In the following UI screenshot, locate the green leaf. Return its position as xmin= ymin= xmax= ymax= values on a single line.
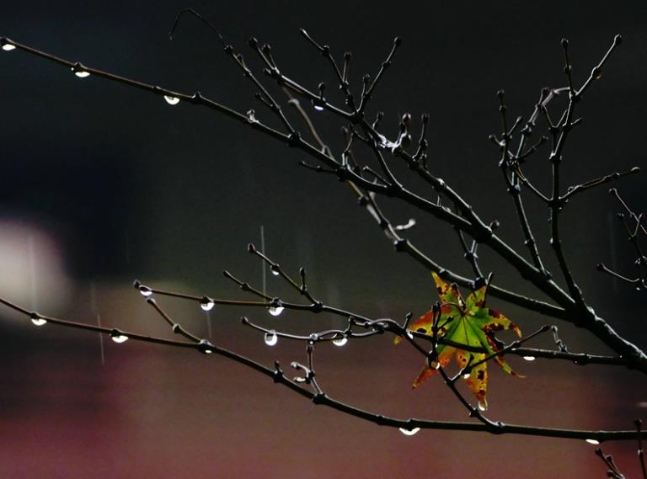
xmin=403 ymin=272 xmax=523 ymax=410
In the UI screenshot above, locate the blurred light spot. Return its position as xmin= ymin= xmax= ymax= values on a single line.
xmin=0 ymin=220 xmax=72 ymax=317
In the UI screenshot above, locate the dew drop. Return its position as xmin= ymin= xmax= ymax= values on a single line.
xmin=313 ymin=104 xmax=325 ymax=112
xmin=523 ymin=356 xmax=536 ymax=361
xmin=399 ymin=427 xmax=420 ymax=436
xmin=293 ymin=376 xmax=307 ymax=383
xmin=2 ymin=43 xmax=16 ymax=52
xmin=585 ymin=438 xmax=600 ymax=445
xmin=138 ymin=285 xmax=153 ymax=297
xmin=111 ymin=334 xmax=129 ymax=344
xmin=198 ymin=339 xmax=214 ymax=354
xmin=269 ymin=305 xmax=284 ymax=317
xmin=462 ymin=373 xmax=471 ymax=379
xmin=430 ymin=360 xmax=441 ymax=370
xmin=264 ymin=330 xmax=278 ymax=346
xmin=164 ymin=95 xmax=180 ymax=105
xmin=200 ymin=297 xmax=215 ymax=312
xmin=332 ymin=335 xmax=348 ymax=347
xmin=477 ymin=401 xmax=487 ymax=411
xmin=31 ymin=317 xmax=47 ymax=327
xmin=73 ymin=69 xmax=90 ymax=78
xmin=271 ymin=269 xmax=280 ymax=276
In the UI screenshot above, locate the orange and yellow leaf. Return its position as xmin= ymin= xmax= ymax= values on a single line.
xmin=399 ymin=272 xmax=523 ymax=409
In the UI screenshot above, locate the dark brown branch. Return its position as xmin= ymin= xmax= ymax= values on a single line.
xmin=0 ymin=290 xmax=643 ymax=442
xmin=595 ymin=448 xmax=627 ymax=479
xmin=5 ymin=35 xmax=647 ymax=373
xmin=561 ymin=167 xmax=640 ymax=202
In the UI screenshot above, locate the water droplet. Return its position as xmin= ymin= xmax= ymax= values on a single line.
xmin=110 ymin=329 xmax=129 ymax=343
xmin=395 ymin=218 xmax=416 ymax=231
xmin=111 ymin=334 xmax=129 ymax=344
xmin=523 ymin=356 xmax=536 ymax=361
xmin=585 ymin=438 xmax=600 ymax=445
xmin=313 ymin=104 xmax=324 ymax=112
xmin=430 ymin=360 xmax=441 ymax=370
xmin=437 ymin=178 xmax=445 ymax=187
xmin=138 ymin=285 xmax=153 ymax=297
xmin=264 ymin=330 xmax=278 ymax=346
xmin=268 ymin=305 xmax=284 ymax=317
xmin=198 ymin=339 xmax=214 ymax=354
xmin=73 ymin=69 xmax=90 ymax=78
xmin=462 ymin=373 xmax=471 ymax=379
xmin=200 ymin=297 xmax=215 ymax=312
xmin=271 ymin=268 xmax=280 ymax=276
xmin=406 ymin=331 xmax=414 ymax=340
xmin=293 ymin=376 xmax=307 ymax=383
xmin=477 ymin=401 xmax=487 ymax=411
xmin=332 ymin=335 xmax=348 ymax=347
xmin=31 ymin=317 xmax=47 ymax=327
xmin=164 ymin=95 xmax=180 ymax=105
xmin=2 ymin=43 xmax=16 ymax=52
xmin=399 ymin=427 xmax=420 ymax=436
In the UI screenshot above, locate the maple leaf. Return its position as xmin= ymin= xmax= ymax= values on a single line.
xmin=399 ymin=272 xmax=522 ymax=410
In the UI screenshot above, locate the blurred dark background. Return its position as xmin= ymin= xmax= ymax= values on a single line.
xmin=1 ymin=1 xmax=646 ymax=477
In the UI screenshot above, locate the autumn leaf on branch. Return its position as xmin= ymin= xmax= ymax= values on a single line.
xmin=399 ymin=272 xmax=523 ymax=410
